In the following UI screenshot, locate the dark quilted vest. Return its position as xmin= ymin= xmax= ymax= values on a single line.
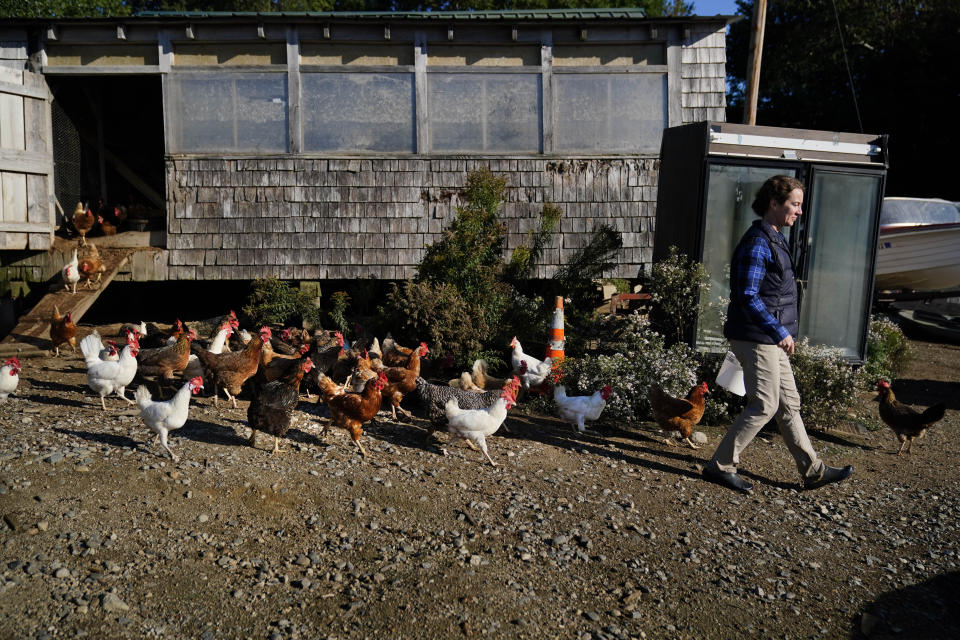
xmin=724 ymin=219 xmax=799 ymax=344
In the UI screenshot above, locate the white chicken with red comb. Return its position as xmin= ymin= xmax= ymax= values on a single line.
xmin=135 ymin=376 xmax=204 ymax=461
xmin=0 ymin=357 xmax=20 ymax=402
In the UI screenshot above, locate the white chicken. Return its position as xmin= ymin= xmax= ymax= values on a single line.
xmin=443 ymin=377 xmax=521 ymax=466
xmin=61 ymin=248 xmax=80 ymax=295
xmin=135 ymin=377 xmax=204 ymax=461
xmin=554 ymin=384 xmax=613 ymax=433
xmin=0 ymin=357 xmax=20 ymax=402
xmin=183 ymin=322 xmax=234 ymax=382
xmin=509 ymin=336 xmax=546 ymax=374
xmin=80 ymin=331 xmax=139 ymax=410
xmin=518 ymin=357 xmax=553 ymax=391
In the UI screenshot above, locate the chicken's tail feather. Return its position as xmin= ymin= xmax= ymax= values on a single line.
xmin=922 ymin=402 xmax=947 ymax=425
xmin=134 ymin=385 xmax=153 ymax=410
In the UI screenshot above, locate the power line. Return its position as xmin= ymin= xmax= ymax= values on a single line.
xmin=830 ymin=0 xmax=863 ymax=132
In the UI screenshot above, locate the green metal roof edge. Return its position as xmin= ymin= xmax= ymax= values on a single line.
xmin=133 ymin=9 xmax=649 ymax=20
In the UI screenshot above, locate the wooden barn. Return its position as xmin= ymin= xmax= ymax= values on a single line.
xmin=0 ymin=9 xmax=734 ymax=291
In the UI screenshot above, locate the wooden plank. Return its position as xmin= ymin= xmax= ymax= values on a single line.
xmin=0 ymin=92 xmax=25 ymax=151
xmin=1 ymin=172 xmax=26 ymax=223
xmin=0 ymin=149 xmax=51 ymax=174
xmin=0 ymin=247 xmax=137 ymax=351
xmin=0 ymin=79 xmax=47 ymax=101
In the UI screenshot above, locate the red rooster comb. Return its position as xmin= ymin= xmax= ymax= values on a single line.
xmin=334 ymin=331 xmax=344 ymax=346
xmin=302 ymin=357 xmax=314 ymax=372
xmin=419 ymin=342 xmax=429 ymax=356
xmin=189 ymin=376 xmax=204 ymax=393
xmin=877 ymin=379 xmax=891 ymax=390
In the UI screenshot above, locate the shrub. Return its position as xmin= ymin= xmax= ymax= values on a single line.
xmin=243 ymin=278 xmax=320 ymax=328
xmin=328 ymin=291 xmax=350 ymax=335
xmin=552 ymin=224 xmax=624 ymax=329
xmin=382 ymin=280 xmax=495 ymax=369
xmin=861 ymin=315 xmax=912 ymax=387
xmin=558 ymin=312 xmax=698 ymax=425
xmin=790 ymin=338 xmax=860 ymax=430
xmin=647 ymin=245 xmax=710 ymax=345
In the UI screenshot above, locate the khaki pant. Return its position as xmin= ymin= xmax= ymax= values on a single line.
xmin=709 ymin=340 xmax=824 ymax=480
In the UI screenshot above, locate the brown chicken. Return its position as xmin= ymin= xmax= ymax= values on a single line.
xmin=259 ymin=343 xmax=311 ymax=383
xmin=72 ymin=202 xmax=96 ymax=246
xmin=98 ymin=215 xmax=117 ymax=236
xmin=876 ymin=379 xmax=947 ymax=455
xmin=648 ymin=382 xmax=709 ymax=449
xmin=79 ymin=243 xmax=106 ymax=289
xmin=136 ymin=329 xmax=195 ymax=380
xmin=378 ymin=342 xmax=428 ymax=420
xmin=318 ymin=370 xmax=387 ymax=457
xmin=49 ymin=306 xmax=77 ymax=356
xmin=381 ymin=335 xmax=415 ymax=368
xmin=247 ymin=357 xmax=313 ymax=454
xmin=196 ymin=326 xmax=271 ymax=407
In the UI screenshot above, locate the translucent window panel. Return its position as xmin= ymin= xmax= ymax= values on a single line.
xmin=168 ymin=73 xmax=288 ymax=153
xmin=554 ymin=73 xmax=665 ymax=153
xmin=428 ymin=73 xmax=540 ymax=152
xmin=799 ymin=171 xmax=881 ymax=359
xmin=696 ymin=165 xmax=795 ymax=351
xmin=302 ymin=73 xmax=415 ymax=152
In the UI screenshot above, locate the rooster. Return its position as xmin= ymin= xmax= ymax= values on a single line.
xmin=0 ymin=357 xmax=20 ymax=402
xmin=876 ymin=379 xmax=947 ymax=455
xmin=135 ymin=377 xmax=204 ymax=461
xmin=72 ymin=202 xmax=95 ymax=245
xmin=443 ymin=377 xmax=521 ymax=466
xmin=80 ymin=331 xmax=140 ymax=410
xmin=61 ymin=248 xmax=80 ymax=295
xmin=554 ymin=384 xmax=613 ymax=433
xmin=196 ymin=326 xmax=271 ymax=407
xmin=247 ymin=357 xmax=313 ymax=454
xmin=49 ymin=306 xmax=77 ymax=357
xmin=648 ymin=382 xmax=709 ymax=449
xmin=78 ymin=244 xmax=105 ymax=289
xmin=317 ymin=370 xmax=388 ymax=457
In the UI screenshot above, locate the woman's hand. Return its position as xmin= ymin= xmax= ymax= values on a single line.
xmin=778 ymin=334 xmax=795 ymax=356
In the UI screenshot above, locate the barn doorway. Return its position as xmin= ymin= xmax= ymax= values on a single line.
xmin=47 ymin=75 xmax=165 ymax=246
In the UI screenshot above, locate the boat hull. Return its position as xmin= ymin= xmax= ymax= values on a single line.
xmin=875 ymin=225 xmax=960 ymax=291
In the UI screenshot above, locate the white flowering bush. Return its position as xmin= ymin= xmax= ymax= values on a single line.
xmin=790 ymin=338 xmax=860 ymax=429
xmin=861 ymin=315 xmax=912 ymax=388
xmin=558 ymin=312 xmax=698 ymax=424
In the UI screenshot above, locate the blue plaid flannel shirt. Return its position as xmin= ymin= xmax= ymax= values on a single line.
xmin=732 ymin=235 xmax=791 ymax=343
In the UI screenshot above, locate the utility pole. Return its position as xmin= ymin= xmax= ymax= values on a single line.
xmin=743 ymin=0 xmax=768 ymax=125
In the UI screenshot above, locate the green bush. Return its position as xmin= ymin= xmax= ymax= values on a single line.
xmin=382 ymin=280 xmax=495 ymax=369
xmin=328 ymin=291 xmax=350 ymax=335
xmin=861 ymin=315 xmax=912 ymax=387
xmin=558 ymin=312 xmax=698 ymax=425
xmin=243 ymin=278 xmax=320 ymax=328
xmin=790 ymin=338 xmax=860 ymax=430
xmin=647 ymin=245 xmax=710 ymax=344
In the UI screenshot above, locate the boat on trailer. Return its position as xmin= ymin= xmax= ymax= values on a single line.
xmin=875 ymin=197 xmax=960 ymax=292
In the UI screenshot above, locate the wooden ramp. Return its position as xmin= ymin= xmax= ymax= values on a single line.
xmin=0 ymin=248 xmax=139 ymax=357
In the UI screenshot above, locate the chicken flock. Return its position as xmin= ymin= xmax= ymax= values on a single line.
xmin=7 ymin=288 xmax=945 ymax=465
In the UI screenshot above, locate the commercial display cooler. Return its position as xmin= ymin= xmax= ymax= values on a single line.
xmin=654 ymin=122 xmax=888 ymax=362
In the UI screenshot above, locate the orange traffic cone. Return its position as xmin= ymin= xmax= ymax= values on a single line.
xmin=545 ymin=296 xmax=565 ymax=361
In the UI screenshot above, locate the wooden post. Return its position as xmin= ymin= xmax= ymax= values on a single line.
xmin=743 ymin=0 xmax=767 ymax=125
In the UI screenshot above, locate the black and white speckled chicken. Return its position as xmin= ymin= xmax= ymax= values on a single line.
xmin=414 ymin=376 xmax=521 ymax=441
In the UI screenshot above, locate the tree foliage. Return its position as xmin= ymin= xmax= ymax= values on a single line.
xmin=727 ymin=0 xmax=960 ymax=200
xmin=1 ymin=0 xmax=694 ymax=18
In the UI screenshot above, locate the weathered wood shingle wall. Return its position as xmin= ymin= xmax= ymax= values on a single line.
xmin=166 ymin=157 xmax=659 ymax=281
xmin=681 ymin=26 xmax=727 ymax=123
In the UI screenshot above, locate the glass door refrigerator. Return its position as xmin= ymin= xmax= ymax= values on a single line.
xmin=653 ymin=122 xmax=888 ymax=362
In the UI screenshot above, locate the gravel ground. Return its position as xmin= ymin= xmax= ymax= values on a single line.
xmin=0 ymin=330 xmax=958 ymax=640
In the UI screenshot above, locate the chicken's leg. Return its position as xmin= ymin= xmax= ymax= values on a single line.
xmin=683 ymin=437 xmax=700 ymax=450
xmin=159 ymin=430 xmax=179 ymax=462
xmin=271 ymin=436 xmax=282 ymax=455
xmin=476 ymin=437 xmax=497 ymax=467
xmin=100 ymin=394 xmax=108 ymax=411
xmin=116 ymin=388 xmax=136 ymax=405
xmin=223 ymin=388 xmax=237 ymax=409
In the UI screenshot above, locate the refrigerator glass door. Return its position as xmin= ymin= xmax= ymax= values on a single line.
xmin=697 ymin=164 xmax=794 ymax=351
xmin=799 ymin=169 xmax=882 ymax=359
